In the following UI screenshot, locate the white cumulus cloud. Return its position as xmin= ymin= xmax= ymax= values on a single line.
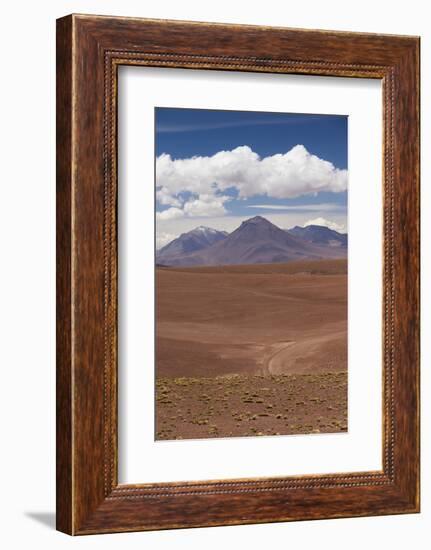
xmin=303 ymin=217 xmax=346 ymax=233
xmin=156 ymin=207 xmax=185 ymax=221
xmin=247 ymin=203 xmax=343 ymax=212
xmin=156 ymin=186 xmax=182 ymax=207
xmin=183 ymin=194 xmax=230 ymax=217
xmin=156 ymin=145 xmax=347 ymax=207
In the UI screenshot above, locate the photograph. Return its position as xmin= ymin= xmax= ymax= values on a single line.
xmin=155 ymin=107 xmax=348 ymax=440
xmin=0 ymin=2 xmax=422 ymax=543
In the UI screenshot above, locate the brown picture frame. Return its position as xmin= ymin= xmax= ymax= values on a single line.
xmin=56 ymin=14 xmax=420 ymax=535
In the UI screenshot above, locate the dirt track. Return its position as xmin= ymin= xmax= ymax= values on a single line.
xmin=264 ymin=341 xmax=295 ymax=374
xmin=155 ymin=259 xmax=347 ymax=440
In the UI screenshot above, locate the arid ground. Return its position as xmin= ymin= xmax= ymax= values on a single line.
xmin=156 ymin=259 xmax=347 ymax=440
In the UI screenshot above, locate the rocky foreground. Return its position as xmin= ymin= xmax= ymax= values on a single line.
xmin=156 ymin=371 xmax=347 ymax=440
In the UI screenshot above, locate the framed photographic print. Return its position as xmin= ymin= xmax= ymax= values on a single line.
xmin=56 ymin=14 xmax=420 ymax=535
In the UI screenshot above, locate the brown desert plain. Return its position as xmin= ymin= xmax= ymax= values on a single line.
xmin=156 ymin=258 xmax=348 ymax=440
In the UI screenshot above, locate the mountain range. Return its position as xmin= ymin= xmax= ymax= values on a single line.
xmin=156 ymin=216 xmax=347 ymax=267
xmin=288 ymin=224 xmax=348 ymax=248
xmin=158 ymin=225 xmax=228 ymax=258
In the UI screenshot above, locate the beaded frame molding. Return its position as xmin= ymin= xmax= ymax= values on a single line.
xmin=56 ymin=14 xmax=420 ymax=535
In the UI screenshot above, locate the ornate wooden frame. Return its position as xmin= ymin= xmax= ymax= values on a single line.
xmin=56 ymin=14 xmax=420 ymax=534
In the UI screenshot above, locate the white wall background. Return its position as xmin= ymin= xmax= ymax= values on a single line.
xmin=0 ymin=1 xmax=427 ymax=548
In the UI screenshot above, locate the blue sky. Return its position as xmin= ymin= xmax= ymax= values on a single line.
xmin=155 ymin=107 xmax=348 ymax=248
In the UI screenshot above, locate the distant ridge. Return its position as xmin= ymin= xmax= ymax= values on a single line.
xmin=288 ymin=224 xmax=347 ymax=248
xmin=157 ymin=216 xmax=347 ymax=267
xmin=158 ymin=226 xmax=228 ymax=259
